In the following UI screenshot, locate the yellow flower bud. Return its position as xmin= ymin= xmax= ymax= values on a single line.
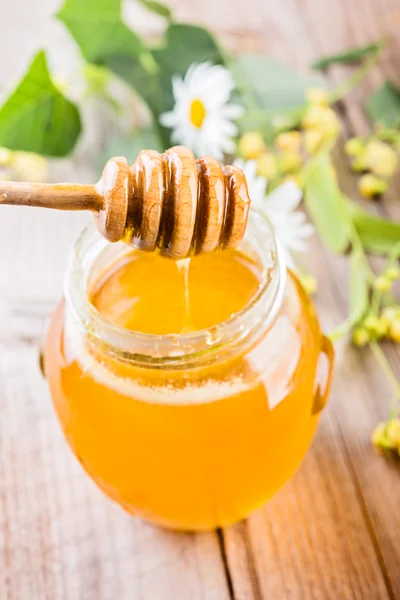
xmin=376 ymin=318 xmax=389 ymax=339
xmin=238 ymin=132 xmax=265 ymax=160
xmin=0 ymin=171 xmax=11 ymax=182
xmin=352 ymin=327 xmax=369 ymax=347
xmin=306 ymin=87 xmax=329 ymax=106
xmin=0 ymin=147 xmax=12 ymax=166
xmin=83 ymin=63 xmax=110 ymax=95
xmin=358 ymin=173 xmax=388 ymax=198
xmin=257 ymin=153 xmax=278 ymax=180
xmin=303 ymin=130 xmax=324 ymax=155
xmin=344 ymin=137 xmax=365 ymax=158
xmin=364 ymin=140 xmax=398 ymax=178
xmin=374 ymin=275 xmax=392 ymax=293
xmin=389 ymin=318 xmax=400 ymax=343
xmin=11 ymin=152 xmax=48 ymax=183
xmin=301 ymin=105 xmax=340 ymax=136
xmin=381 ymin=306 xmax=400 ymax=328
xmin=351 ymin=156 xmax=368 ymax=172
xmin=386 ymin=419 xmax=400 ymax=448
xmin=300 ymin=273 xmax=318 ymax=295
xmin=372 ymin=422 xmax=392 ymax=449
xmin=363 ymin=315 xmax=388 ymax=339
xmin=51 ymin=74 xmax=69 ymax=95
xmin=275 ymin=131 xmax=302 ymax=153
xmin=279 ymin=152 xmax=303 ymax=174
xmin=385 ymin=265 xmax=400 ymax=281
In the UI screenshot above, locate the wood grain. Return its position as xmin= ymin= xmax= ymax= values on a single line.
xmin=0 ymin=0 xmax=400 ymax=598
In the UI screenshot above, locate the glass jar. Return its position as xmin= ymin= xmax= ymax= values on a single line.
xmin=44 ymin=210 xmax=334 ymax=531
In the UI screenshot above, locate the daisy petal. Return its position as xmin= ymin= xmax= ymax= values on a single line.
xmin=159 ymin=61 xmax=240 ymax=158
xmin=264 ymin=181 xmax=302 ymax=214
xmin=159 ymin=111 xmax=177 ymax=128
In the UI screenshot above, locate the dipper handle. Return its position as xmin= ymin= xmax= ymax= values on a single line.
xmin=0 ymin=146 xmax=251 ymax=259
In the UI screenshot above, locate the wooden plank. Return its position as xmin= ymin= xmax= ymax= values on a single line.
xmin=0 ymin=343 xmax=231 ymax=600
xmin=222 ymin=237 xmax=392 ymax=600
xmin=175 ymin=0 xmax=400 ymax=596
xmin=288 ymin=1 xmax=400 ymax=596
xmin=1 ymin=0 xmax=400 ymax=598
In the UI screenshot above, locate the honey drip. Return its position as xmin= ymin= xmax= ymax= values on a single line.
xmin=176 ymin=257 xmax=192 ymax=332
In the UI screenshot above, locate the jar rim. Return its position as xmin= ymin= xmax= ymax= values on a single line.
xmin=65 ymin=209 xmax=287 ymax=367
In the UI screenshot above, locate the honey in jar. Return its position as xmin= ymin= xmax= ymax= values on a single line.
xmin=44 ymin=210 xmax=334 ymax=531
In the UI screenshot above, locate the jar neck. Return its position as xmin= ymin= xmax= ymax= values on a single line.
xmin=64 ymin=210 xmax=286 ymax=369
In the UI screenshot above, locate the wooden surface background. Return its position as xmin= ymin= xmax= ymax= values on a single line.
xmin=1 ymin=0 xmax=400 ymax=598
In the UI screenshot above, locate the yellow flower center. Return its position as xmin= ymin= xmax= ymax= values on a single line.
xmin=190 ymin=99 xmax=206 ymax=128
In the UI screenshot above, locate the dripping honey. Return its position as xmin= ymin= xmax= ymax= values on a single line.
xmin=45 ymin=240 xmax=329 ymax=531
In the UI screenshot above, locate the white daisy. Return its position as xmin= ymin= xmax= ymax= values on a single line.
xmin=234 ymin=159 xmax=314 ymax=268
xmin=159 ymin=62 xmax=243 ymax=159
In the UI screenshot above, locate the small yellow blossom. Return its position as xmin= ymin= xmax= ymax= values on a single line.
xmin=11 ymin=152 xmax=48 ymax=183
xmin=372 ymin=422 xmax=392 ymax=450
xmin=279 ymin=151 xmax=303 ymax=174
xmin=344 ymin=137 xmax=365 ymax=158
xmin=385 ymin=265 xmax=400 ymax=281
xmin=389 ymin=318 xmax=400 ymax=343
xmin=51 ymin=74 xmax=69 ymax=95
xmin=275 ymin=131 xmax=302 ymax=153
xmin=303 ymin=130 xmax=325 ymax=155
xmin=374 ymin=275 xmax=392 ymax=293
xmin=300 ymin=273 xmax=318 ymax=295
xmin=306 ymin=88 xmax=329 ymax=106
xmin=386 ymin=419 xmax=400 ymax=448
xmin=351 ymin=156 xmax=368 ymax=172
xmin=358 ymin=173 xmax=388 ymax=198
xmin=238 ymin=131 xmax=265 ymax=160
xmin=363 ymin=315 xmax=388 ymax=339
xmin=83 ymin=63 xmax=110 ymax=96
xmin=352 ymin=327 xmax=370 ymax=347
xmin=382 ymin=306 xmax=400 ymax=325
xmin=0 ymin=147 xmax=12 ymax=166
xmin=256 ymin=152 xmax=278 ymax=180
xmin=301 ymin=105 xmax=340 ymax=136
xmin=364 ymin=140 xmax=398 ymax=178
xmin=364 ymin=315 xmax=379 ymax=331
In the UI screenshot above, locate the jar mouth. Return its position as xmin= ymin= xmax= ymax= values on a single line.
xmin=65 ymin=209 xmax=287 ymax=367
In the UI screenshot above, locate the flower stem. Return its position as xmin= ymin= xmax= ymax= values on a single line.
xmin=329 ymin=50 xmax=382 ymax=104
xmin=389 ymin=240 xmax=400 ymax=262
xmin=370 ymin=287 xmax=381 ymax=316
xmin=369 ymin=341 xmax=400 ymax=414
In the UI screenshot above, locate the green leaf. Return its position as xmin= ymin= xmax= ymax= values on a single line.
xmin=312 ymin=41 xmax=383 ymax=71
xmin=349 ymin=202 xmax=400 ymax=254
xmin=137 ymin=0 xmax=172 ymax=19
xmin=329 ymin=246 xmax=369 ymax=340
xmin=98 ymin=125 xmax=163 ymax=173
xmin=365 ymin=81 xmax=400 ymax=127
xmin=234 ymin=55 xmax=324 ymax=110
xmin=304 ymin=154 xmax=352 ymax=253
xmin=57 ymin=0 xmax=144 ymax=64
xmin=150 ymin=24 xmax=225 ymax=114
xmin=0 ymin=51 xmax=81 ymax=157
xmin=232 ymin=55 xmax=324 ymax=132
xmin=106 ymin=24 xmax=225 ymax=148
xmin=58 ymin=0 xmax=166 ymax=132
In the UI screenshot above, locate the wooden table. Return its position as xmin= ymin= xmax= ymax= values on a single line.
xmin=1 ymin=0 xmax=400 ymax=598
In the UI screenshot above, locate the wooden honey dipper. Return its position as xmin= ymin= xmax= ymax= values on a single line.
xmin=0 ymin=146 xmax=251 ymax=259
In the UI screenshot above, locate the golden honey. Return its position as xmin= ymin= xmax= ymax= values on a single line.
xmin=44 ymin=213 xmax=333 ymax=531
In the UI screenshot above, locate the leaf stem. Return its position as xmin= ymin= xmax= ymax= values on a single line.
xmin=329 ymin=50 xmax=382 ymax=104
xmin=370 ymin=287 xmax=381 ymax=316
xmin=369 ymin=341 xmax=400 ymax=413
xmin=389 ymin=240 xmax=400 ymax=262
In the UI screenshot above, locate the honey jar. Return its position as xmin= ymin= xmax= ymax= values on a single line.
xmin=44 ymin=209 xmax=334 ymax=531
